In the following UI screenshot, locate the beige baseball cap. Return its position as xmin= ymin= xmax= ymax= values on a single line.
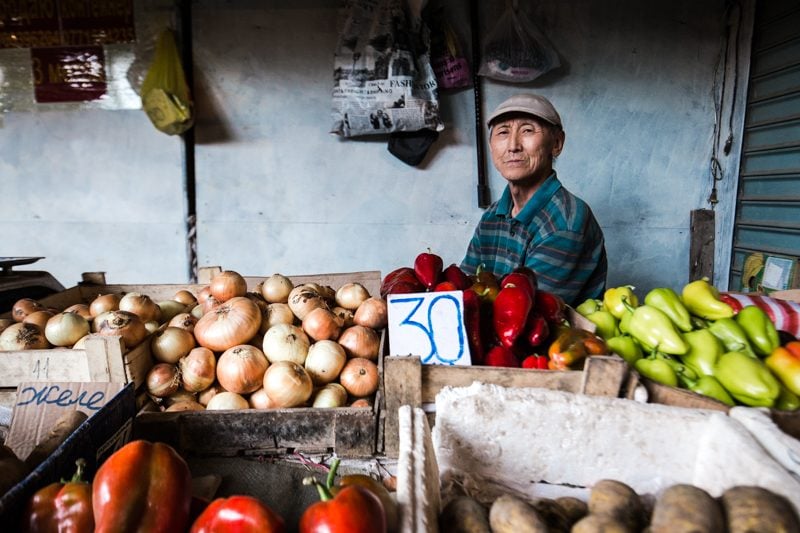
xmin=486 ymin=93 xmax=562 ymax=129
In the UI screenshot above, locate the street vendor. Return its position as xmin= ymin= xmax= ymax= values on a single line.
xmin=461 ymin=93 xmax=607 ymax=306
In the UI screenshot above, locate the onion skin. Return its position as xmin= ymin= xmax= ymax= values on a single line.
xmin=45 ymin=312 xmax=91 ymax=347
xmin=194 ymin=296 xmax=261 ymax=352
xmin=206 ymin=391 xmax=249 ymax=410
xmin=209 ymin=270 xmax=248 ymax=302
xmin=339 ymin=357 xmax=380 ymax=398
xmin=353 ymin=297 xmax=388 ymax=330
xmin=216 ymin=344 xmax=270 ymax=394
xmin=0 ymin=322 xmax=50 ymax=350
xmin=262 ymin=361 xmax=313 ymax=408
xmin=338 ymin=325 xmax=381 ymax=361
xmin=89 ymin=293 xmax=121 ymax=318
xmin=180 ymin=347 xmax=217 ymax=392
xmin=12 ymin=298 xmax=45 ymax=322
xmin=95 ymin=310 xmax=148 ymax=350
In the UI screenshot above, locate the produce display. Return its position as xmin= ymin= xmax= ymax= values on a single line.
xmin=382 ymin=252 xmax=607 ymax=371
xmin=439 ymin=478 xmax=800 ymax=533
xmin=576 ymin=278 xmax=800 ymax=410
xmin=16 ymin=439 xmax=392 ymax=532
xmin=1 ymin=270 xmax=387 ymax=411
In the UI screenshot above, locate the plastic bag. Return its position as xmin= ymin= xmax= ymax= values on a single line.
xmin=331 ymin=0 xmax=444 ymax=138
xmin=425 ymin=0 xmax=472 ymax=91
xmin=140 ymin=29 xmax=193 ymax=135
xmin=478 ymin=0 xmax=560 ymax=83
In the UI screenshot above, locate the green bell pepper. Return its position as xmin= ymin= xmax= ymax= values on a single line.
xmin=603 ymin=286 xmax=638 ymax=320
xmin=775 ymin=384 xmax=800 ymax=411
xmin=681 ymin=278 xmax=734 ymax=320
xmin=624 ymin=303 xmax=688 ymax=355
xmin=657 ymin=352 xmax=697 ymax=381
xmin=576 ymin=298 xmax=604 ymax=317
xmin=714 ymin=351 xmax=781 ymax=407
xmin=679 ymin=328 xmax=724 ymax=377
xmin=644 ymin=287 xmax=693 ymax=332
xmin=635 ymin=356 xmax=678 ymax=387
xmin=708 ymin=317 xmax=757 ymax=358
xmin=586 ymin=310 xmax=620 ymax=340
xmin=735 ymin=305 xmax=780 ymax=357
xmin=606 ymin=335 xmax=643 ymax=365
xmin=678 ymin=374 xmax=735 ymax=406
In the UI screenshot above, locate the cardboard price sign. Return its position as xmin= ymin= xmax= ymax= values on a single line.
xmin=6 ymin=382 xmax=124 ymax=462
xmin=387 ymin=291 xmax=471 ymax=365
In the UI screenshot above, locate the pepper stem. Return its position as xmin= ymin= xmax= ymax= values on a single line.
xmin=303 ymin=476 xmax=334 ymax=502
xmin=326 ymin=457 xmax=341 ymax=490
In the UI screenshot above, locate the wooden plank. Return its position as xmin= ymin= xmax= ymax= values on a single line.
xmin=690 ymin=209 xmax=715 ymax=281
xmin=134 ymin=407 xmax=377 ymax=457
xmin=580 ymin=356 xmax=629 ymax=396
xmin=85 ymin=335 xmax=126 ymax=382
xmin=383 ymin=357 xmax=423 ymax=458
xmin=0 ymin=349 xmax=91 ymax=386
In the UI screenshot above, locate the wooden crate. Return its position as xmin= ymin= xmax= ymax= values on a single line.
xmin=382 ymin=354 xmax=631 ymax=457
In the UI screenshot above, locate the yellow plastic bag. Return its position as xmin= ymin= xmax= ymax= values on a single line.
xmin=141 ymin=29 xmax=193 ymax=135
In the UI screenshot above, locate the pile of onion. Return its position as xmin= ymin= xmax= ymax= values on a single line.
xmin=194 ymin=296 xmax=261 ymax=352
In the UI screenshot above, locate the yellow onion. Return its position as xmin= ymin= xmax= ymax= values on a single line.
xmin=166 ymin=401 xmax=205 ymax=412
xmin=302 ymin=307 xmax=341 ymax=342
xmin=64 ymin=303 xmax=92 ymax=320
xmin=151 ymin=326 xmax=196 ymax=364
xmin=216 ymin=344 xmax=269 ymax=394
xmin=95 ymin=310 xmax=148 ymax=350
xmin=144 ymin=320 xmax=161 ymax=334
xmin=209 ymin=270 xmax=248 ymax=302
xmin=0 ymin=322 xmax=50 ymax=350
xmin=191 ymin=304 xmax=205 ymax=319
xmin=173 ymin=289 xmax=198 ymax=306
xmin=168 ymin=312 xmax=198 ymax=332
xmin=146 ymin=363 xmax=181 ymax=398
xmin=335 ymin=283 xmax=370 ymax=310
xmin=260 ymin=273 xmax=294 ymax=303
xmin=197 ymin=382 xmax=227 ymax=406
xmin=262 ymin=361 xmax=313 ymax=408
xmin=157 ymin=300 xmax=187 ymax=324
xmin=12 ymin=298 xmax=45 ymax=322
xmin=23 ymin=310 xmax=55 ymax=331
xmin=339 ymin=357 xmax=379 ymax=397
xmin=89 ymin=293 xmax=121 ymax=318
xmin=179 ymin=347 xmax=217 ymax=392
xmin=262 ymin=323 xmax=310 ymax=365
xmin=194 ymin=296 xmax=261 ymax=352
xmin=72 ymin=334 xmax=91 ymax=349
xmin=0 ymin=318 xmax=14 ymax=335
xmin=331 ymin=306 xmax=355 ymax=328
xmin=45 ymin=312 xmax=90 ymax=347
xmin=312 ymin=383 xmax=348 ymax=408
xmin=206 ymin=391 xmax=249 ymax=410
xmin=287 ymin=285 xmax=328 ymax=321
xmin=248 ymin=387 xmax=277 ymax=409
xmin=119 ymin=292 xmax=161 ymax=323
xmin=338 ymin=325 xmax=381 ymax=361
xmin=353 ymin=297 xmax=388 ymax=330
xmin=304 ymin=340 xmax=346 ymax=385
xmin=163 ymin=388 xmax=198 ymax=407
xmin=260 ymin=303 xmax=295 ymax=334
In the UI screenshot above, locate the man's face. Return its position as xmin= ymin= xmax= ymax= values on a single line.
xmin=489 ymin=114 xmax=565 ymax=186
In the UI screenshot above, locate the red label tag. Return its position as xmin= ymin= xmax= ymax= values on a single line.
xmin=31 ymin=46 xmax=107 ymax=103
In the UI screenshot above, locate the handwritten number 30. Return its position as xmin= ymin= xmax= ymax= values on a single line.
xmin=395 ymin=294 xmax=465 ymax=364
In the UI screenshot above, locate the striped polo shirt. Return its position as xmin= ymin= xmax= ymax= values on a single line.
xmin=461 ymin=173 xmax=607 ymax=306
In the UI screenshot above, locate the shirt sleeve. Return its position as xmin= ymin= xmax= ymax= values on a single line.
xmin=460 ymin=225 xmax=483 ymax=276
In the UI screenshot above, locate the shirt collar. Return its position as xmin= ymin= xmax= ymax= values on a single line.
xmin=497 ymin=172 xmax=562 ymax=224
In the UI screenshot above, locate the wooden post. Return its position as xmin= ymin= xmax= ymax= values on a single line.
xmin=580 ymin=356 xmax=628 ymax=397
xmin=690 ymin=209 xmax=715 ymax=281
xmin=383 ymin=356 xmax=423 ymax=458
xmin=85 ymin=335 xmax=127 ymax=383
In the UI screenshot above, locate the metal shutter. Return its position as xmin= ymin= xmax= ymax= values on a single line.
xmin=729 ymin=0 xmax=800 ymax=290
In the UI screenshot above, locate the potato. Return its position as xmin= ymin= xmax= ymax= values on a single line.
xmin=24 ymin=410 xmax=88 ymax=470
xmin=531 ymin=498 xmax=571 ymax=533
xmin=439 ymin=495 xmax=490 ymax=533
xmin=571 ymin=514 xmax=635 ymax=533
xmin=650 ymin=484 xmax=724 ymax=533
xmin=588 ymin=479 xmax=645 ymax=531
xmin=0 ymin=445 xmax=30 ymax=496
xmin=489 ymin=494 xmax=549 ymax=533
xmin=555 ymin=496 xmax=589 ymax=526
xmin=721 ymin=486 xmax=800 ymax=533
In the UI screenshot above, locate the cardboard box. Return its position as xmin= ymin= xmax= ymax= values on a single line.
xmin=0 ymin=383 xmax=136 ymax=526
xmin=740 ymin=252 xmax=800 ymax=294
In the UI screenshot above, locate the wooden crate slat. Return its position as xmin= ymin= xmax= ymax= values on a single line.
xmin=0 ymin=349 xmax=91 ymax=385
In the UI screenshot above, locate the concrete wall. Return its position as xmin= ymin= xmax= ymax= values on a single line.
xmin=0 ymin=0 xmax=747 ymax=296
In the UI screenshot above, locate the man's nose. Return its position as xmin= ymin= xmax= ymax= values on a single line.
xmin=508 ymin=132 xmax=522 ymax=151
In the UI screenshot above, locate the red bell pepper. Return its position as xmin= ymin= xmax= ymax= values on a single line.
xmin=521 ymin=354 xmax=549 ymax=369
xmin=461 ymin=288 xmax=485 ymax=365
xmin=493 ymin=283 xmax=533 ymax=349
xmin=442 ymin=264 xmax=472 ymax=290
xmin=485 ymin=345 xmax=520 ymax=367
xmin=434 ymin=281 xmax=458 ymax=292
xmin=380 ymin=267 xmax=422 ymax=298
xmin=300 ymin=459 xmax=387 ymax=533
xmin=501 ymin=268 xmax=537 ymax=301
xmin=93 ymin=440 xmax=193 ymax=533
xmin=24 ymin=459 xmax=94 ymax=533
xmin=534 ymin=290 xmax=567 ymax=325
xmin=524 ymin=312 xmax=550 ymax=349
xmin=413 ymin=250 xmax=443 ymax=290
xmin=190 ymin=495 xmax=285 ymax=533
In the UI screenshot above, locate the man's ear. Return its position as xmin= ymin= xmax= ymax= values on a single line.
xmin=551 ymin=129 xmax=565 ymax=157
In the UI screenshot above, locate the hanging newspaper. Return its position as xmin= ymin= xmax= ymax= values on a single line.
xmin=331 ymin=0 xmax=444 ymax=138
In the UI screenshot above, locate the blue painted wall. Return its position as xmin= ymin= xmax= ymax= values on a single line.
xmin=0 ymin=0 xmax=749 ymax=296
